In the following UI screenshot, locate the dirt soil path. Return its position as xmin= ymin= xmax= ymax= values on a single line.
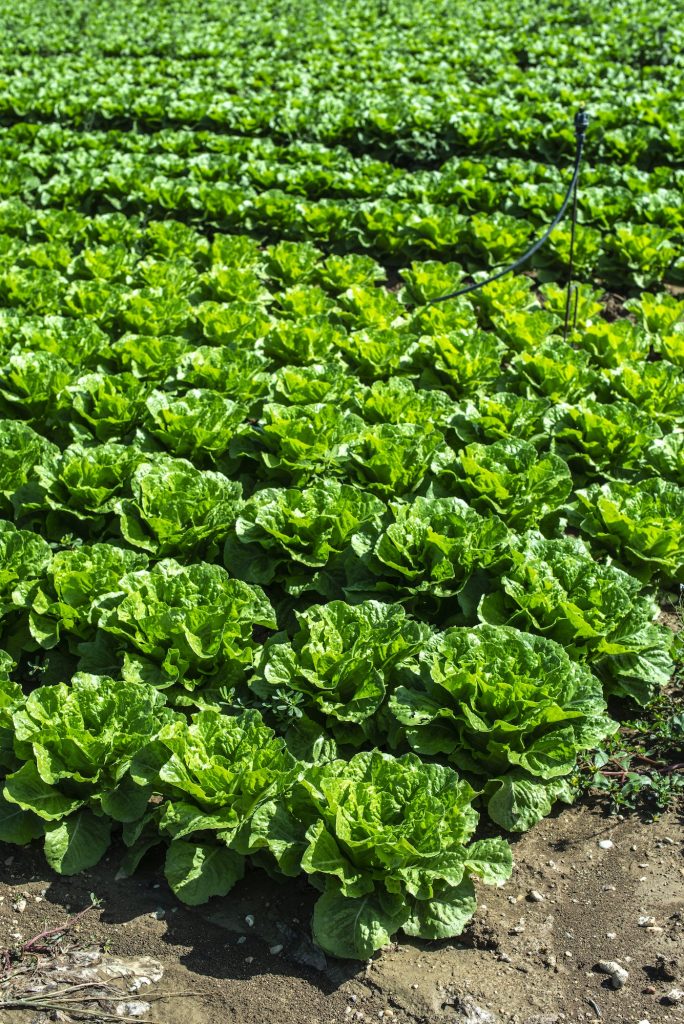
xmin=1 ymin=801 xmax=682 ymax=1024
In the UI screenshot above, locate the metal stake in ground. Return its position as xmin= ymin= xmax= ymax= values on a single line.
xmin=427 ymin=107 xmax=590 ymax=307
xmin=563 ymin=109 xmax=590 ymax=342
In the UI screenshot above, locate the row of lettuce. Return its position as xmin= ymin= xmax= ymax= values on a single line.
xmin=0 ymin=176 xmax=680 ymax=286
xmin=3 ymin=606 xmax=623 ymax=957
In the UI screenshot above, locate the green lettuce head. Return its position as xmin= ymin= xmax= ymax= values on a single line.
xmin=390 ymin=624 xmax=616 ymax=831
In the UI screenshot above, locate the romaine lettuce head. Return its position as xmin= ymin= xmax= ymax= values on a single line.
xmin=479 ymin=533 xmax=673 ymax=704
xmin=346 ymin=421 xmax=449 ymax=498
xmin=252 ymin=600 xmax=431 ymax=737
xmin=28 ymin=441 xmax=147 ymax=522
xmin=118 ymin=457 xmax=243 ymax=558
xmin=0 ymin=649 xmax=22 ymax=772
xmin=451 ymin=393 xmax=550 ymax=447
xmin=571 ymin=478 xmax=684 ymax=582
xmin=348 ymin=496 xmax=510 ymax=604
xmin=143 ymin=389 xmax=247 ymax=464
xmin=0 ymin=348 xmax=73 ymax=419
xmin=144 ymin=708 xmax=299 ymax=823
xmin=355 ymin=376 xmax=457 ymax=435
xmin=603 ymin=361 xmax=684 ymax=429
xmin=224 ymin=481 xmax=385 ymax=592
xmin=0 ymin=520 xmax=52 ymax=616
xmin=413 ymin=330 xmax=504 ymax=396
xmin=508 ymin=340 xmax=602 ymax=403
xmin=66 ymin=372 xmax=149 ymax=442
xmin=2 ymin=674 xmax=177 ymax=870
xmin=544 ymin=399 xmax=661 ymax=482
xmin=93 ymin=559 xmax=276 ymax=690
xmin=9 ymin=674 xmax=173 ymax=795
xmin=174 ymin=344 xmax=270 ymax=411
xmin=643 ymin=434 xmax=684 ymax=487
xmin=268 ymin=362 xmax=363 ymax=408
xmin=431 ymin=438 xmax=572 ymax=532
xmin=0 ymin=419 xmax=59 ymax=511
xmin=296 ymin=750 xmax=511 ymax=958
xmin=234 ymin=402 xmax=364 ymax=486
xmin=29 ymin=543 xmax=149 ymax=649
xmin=390 ymin=625 xmax=615 ymax=829
xmin=132 ymin=708 xmax=301 ymax=907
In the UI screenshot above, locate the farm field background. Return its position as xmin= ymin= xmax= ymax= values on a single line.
xmin=0 ymin=0 xmax=682 ymax=993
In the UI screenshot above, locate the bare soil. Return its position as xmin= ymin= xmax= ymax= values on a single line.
xmin=1 ymin=800 xmax=682 ymax=1024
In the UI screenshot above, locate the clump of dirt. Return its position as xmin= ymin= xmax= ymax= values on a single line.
xmin=1 ymin=801 xmax=682 ymax=1024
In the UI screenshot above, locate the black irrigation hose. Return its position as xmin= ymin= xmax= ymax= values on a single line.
xmin=427 ymin=109 xmax=590 ymax=304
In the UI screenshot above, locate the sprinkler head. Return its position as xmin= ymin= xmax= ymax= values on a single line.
xmin=575 ymin=109 xmax=590 ymax=135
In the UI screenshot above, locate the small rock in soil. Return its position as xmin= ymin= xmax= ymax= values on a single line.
xmin=595 ymin=960 xmax=629 ymax=989
xmin=528 ymin=890 xmax=544 ymax=902
xmin=654 ymin=954 xmax=679 ymax=981
xmin=598 ymin=840 xmax=614 ymax=850
xmin=662 ymin=989 xmax=683 ymax=1005
xmin=12 ymin=898 xmax=27 ymax=913
xmin=638 ymin=916 xmax=656 ymax=927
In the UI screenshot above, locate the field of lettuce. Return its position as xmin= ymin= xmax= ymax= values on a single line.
xmin=0 ymin=0 xmax=682 ymax=962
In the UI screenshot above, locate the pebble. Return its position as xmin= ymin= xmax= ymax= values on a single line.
xmin=269 ymin=944 xmax=283 ymax=955
xmin=244 ymin=914 xmax=255 ymax=927
xmin=598 ymin=839 xmax=614 ymax=850
xmin=528 ymin=890 xmax=544 ymax=902
xmin=149 ymin=908 xmax=165 ymax=920
xmin=663 ymin=989 xmax=683 ymax=1005
xmin=237 ymin=935 xmax=246 ymax=944
xmin=646 ymin=926 xmax=664 ymax=934
xmin=638 ymin=916 xmax=656 ymax=927
xmin=244 ymin=956 xmax=254 ymax=964
xmin=595 ymin=960 xmax=629 ymax=989
xmin=643 ymin=986 xmax=656 ymax=995
xmin=606 ymin=932 xmax=616 ymax=939
xmin=12 ymin=899 xmax=27 ymax=913
xmin=602 ymin=885 xmax=616 ymax=892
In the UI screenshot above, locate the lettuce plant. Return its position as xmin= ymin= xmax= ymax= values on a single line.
xmin=604 ymin=361 xmax=684 ymax=427
xmin=295 ymin=750 xmax=512 ymax=958
xmin=571 ymin=478 xmax=684 ymax=582
xmin=29 ymin=543 xmax=149 ymax=649
xmin=234 ymin=402 xmax=365 ymax=486
xmin=252 ymin=601 xmax=431 ymax=744
xmin=92 ymin=559 xmax=276 ymax=690
xmin=1 ymin=674 xmax=176 ymax=871
xmin=509 ymin=340 xmax=602 ymax=403
xmin=118 ymin=457 xmax=243 ymax=558
xmin=390 ymin=625 xmax=615 ymax=830
xmin=479 ymin=533 xmax=673 ymax=704
xmin=0 ymin=419 xmax=59 ymax=513
xmin=0 ymin=521 xmax=52 ymax=656
xmin=431 ymin=438 xmax=573 ymax=532
xmin=347 ymin=496 xmax=510 ymax=613
xmin=132 ymin=709 xmax=300 ymax=905
xmin=452 ymin=393 xmax=550 ymax=446
xmin=224 ymin=481 xmax=385 ymax=595
xmin=143 ymin=389 xmax=247 ymax=465
xmin=346 ymin=422 xmax=450 ymax=497
xmin=24 ymin=441 xmax=147 ymax=527
xmin=544 ymin=399 xmax=661 ymax=482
